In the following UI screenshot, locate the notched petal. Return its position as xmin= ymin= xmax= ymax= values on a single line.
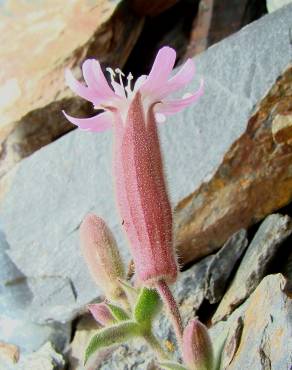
xmin=156 ymin=58 xmax=195 ymax=99
xmin=140 ymin=46 xmax=176 ymax=94
xmin=65 ymin=69 xmax=97 ymax=103
xmin=157 ymin=79 xmax=204 ymax=115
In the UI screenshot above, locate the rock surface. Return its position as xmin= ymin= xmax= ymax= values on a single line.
xmin=176 ymin=62 xmax=292 ymax=263
xmin=0 ymin=315 xmax=71 ymax=355
xmin=68 ymin=230 xmax=262 ymax=369
xmin=272 ymin=111 xmax=292 ymax=144
xmin=15 ymin=342 xmax=65 ymax=370
xmin=204 ymin=229 xmax=248 ymax=304
xmin=0 ymin=341 xmax=19 ymax=364
xmin=71 ymin=271 xmax=292 ymax=369
xmin=184 ymin=0 xmax=213 ymax=58
xmin=215 ymin=274 xmax=292 ymax=370
xmin=267 ymin=0 xmax=292 ymax=12
xmin=0 ymin=229 xmax=71 ymax=356
xmin=69 ymin=314 xmax=104 ymax=370
xmin=1 ymin=5 xmax=292 ymax=323
xmin=0 ymin=0 xmax=144 ymax=180
xmin=212 ymin=214 xmax=292 ymax=323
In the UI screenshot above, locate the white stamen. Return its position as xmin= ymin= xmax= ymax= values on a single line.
xmin=115 ymin=68 xmax=125 ymax=77
xmin=125 ymin=72 xmax=133 ymax=97
xmin=106 ymin=67 xmax=137 ymax=99
xmin=115 ymin=68 xmax=125 ymax=88
xmin=106 ymin=67 xmax=116 ymax=84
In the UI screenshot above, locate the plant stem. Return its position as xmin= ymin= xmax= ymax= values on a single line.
xmin=155 ymin=279 xmax=183 ymax=349
xmin=143 ymin=330 xmax=170 ymax=360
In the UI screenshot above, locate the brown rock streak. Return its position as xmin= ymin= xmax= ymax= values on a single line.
xmin=175 ymin=65 xmax=292 ymax=263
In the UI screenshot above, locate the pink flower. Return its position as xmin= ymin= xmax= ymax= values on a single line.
xmin=63 ymin=47 xmax=203 ymax=285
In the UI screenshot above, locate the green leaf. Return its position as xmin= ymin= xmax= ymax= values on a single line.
xmin=158 ymin=361 xmax=188 ymax=370
xmin=134 ymin=287 xmax=162 ymax=327
xmin=84 ymin=321 xmax=140 ymax=364
xmin=106 ymin=302 xmax=130 ymax=321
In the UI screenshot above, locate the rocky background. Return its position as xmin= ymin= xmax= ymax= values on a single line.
xmin=0 ymin=0 xmax=292 ymax=369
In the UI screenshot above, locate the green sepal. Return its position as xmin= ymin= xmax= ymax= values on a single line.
xmin=84 ymin=321 xmax=140 ymax=364
xmin=106 ymin=302 xmax=130 ymax=321
xmin=158 ymin=361 xmax=188 ymax=370
xmin=134 ymin=287 xmax=161 ymax=327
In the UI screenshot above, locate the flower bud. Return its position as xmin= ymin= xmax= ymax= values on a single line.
xmin=182 ymin=319 xmax=214 ymax=370
xmin=80 ymin=213 xmax=125 ymax=300
xmin=88 ymin=303 xmax=116 ymax=326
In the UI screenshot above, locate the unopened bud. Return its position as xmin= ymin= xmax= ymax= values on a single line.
xmin=80 ymin=213 xmax=125 ymax=300
xmin=88 ymin=303 xmax=116 ymax=326
xmin=182 ymin=319 xmax=214 ymax=370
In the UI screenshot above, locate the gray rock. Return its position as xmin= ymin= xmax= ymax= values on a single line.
xmin=1 ymin=5 xmax=292 ymax=323
xmin=99 ymin=343 xmax=157 ymax=370
xmin=0 ymin=229 xmax=71 ymax=359
xmin=223 ymin=274 xmax=292 ymax=370
xmin=204 ymin=229 xmax=248 ymax=304
xmin=0 ymin=317 xmax=71 ymax=355
xmin=0 ymin=229 xmax=32 ymax=319
xmin=213 ymin=214 xmax=292 ymax=323
xmin=16 ymin=342 xmax=65 ymax=370
xmin=174 ymin=255 xmax=211 ymax=324
xmin=267 ymin=0 xmax=292 ymax=12
xmin=73 ymin=272 xmax=292 ymax=369
xmin=209 ymin=274 xmax=292 ymax=370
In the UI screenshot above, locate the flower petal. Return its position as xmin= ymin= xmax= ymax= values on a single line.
xmin=133 ymin=75 xmax=147 ymax=92
xmin=111 ymin=81 xmax=126 ymax=98
xmin=65 ymin=69 xmax=98 ymax=103
xmin=154 ymin=58 xmax=195 ymax=99
xmin=140 ymin=46 xmax=176 ymax=94
xmin=62 ymin=110 xmax=113 ymax=132
xmin=82 ymin=60 xmax=115 ymax=101
xmin=156 ymin=79 xmax=204 ymax=115
xmin=91 ymin=59 xmax=115 ymax=98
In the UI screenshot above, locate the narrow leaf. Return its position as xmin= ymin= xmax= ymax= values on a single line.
xmin=106 ymin=302 xmax=130 ymax=321
xmin=134 ymin=287 xmax=161 ymax=326
xmin=158 ymin=361 xmax=188 ymax=370
xmin=84 ymin=321 xmax=140 ymax=364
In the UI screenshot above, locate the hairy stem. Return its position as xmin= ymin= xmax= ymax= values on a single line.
xmin=155 ymin=279 xmax=183 ymax=349
xmin=143 ymin=330 xmax=170 ymax=360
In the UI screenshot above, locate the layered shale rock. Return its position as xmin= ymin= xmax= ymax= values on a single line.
xmin=0 ymin=0 xmax=144 ymax=180
xmin=175 ymin=63 xmax=292 ymax=263
xmin=0 ymin=5 xmax=291 ymax=323
xmin=71 ymin=257 xmax=292 ymax=369
xmin=212 ymin=274 xmax=292 ymax=370
xmin=212 ymin=214 xmax=292 ymax=322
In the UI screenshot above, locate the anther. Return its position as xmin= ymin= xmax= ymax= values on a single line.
xmin=115 ymin=68 xmax=125 ymax=77
xmin=106 ymin=67 xmax=116 ymax=84
xmin=115 ymin=68 xmax=125 ymax=90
